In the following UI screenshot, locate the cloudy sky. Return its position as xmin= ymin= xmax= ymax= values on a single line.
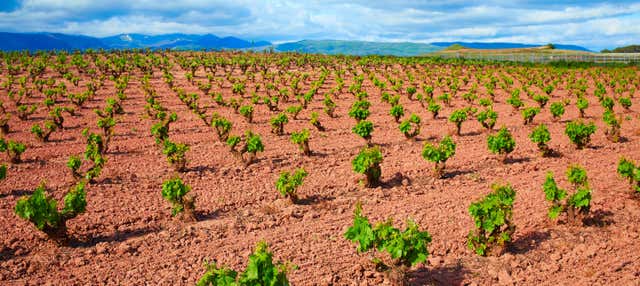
xmin=0 ymin=0 xmax=638 ymax=50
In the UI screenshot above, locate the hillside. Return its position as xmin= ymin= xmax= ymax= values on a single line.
xmin=432 ymin=44 xmax=594 ymax=56
xmin=601 ymin=45 xmax=640 ymax=53
xmin=275 ymin=40 xmax=442 ymax=56
xmin=0 ymin=32 xmax=271 ymax=51
xmin=431 ymin=42 xmax=591 ymax=52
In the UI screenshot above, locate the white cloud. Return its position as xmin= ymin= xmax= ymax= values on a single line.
xmin=0 ymin=0 xmax=638 ymax=50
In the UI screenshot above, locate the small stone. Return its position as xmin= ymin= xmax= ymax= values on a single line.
xmin=585 ymin=245 xmax=598 ymax=258
xmin=428 ymin=256 xmax=443 ymax=267
xmin=73 ymin=257 xmax=86 ymax=266
xmin=96 ymin=244 xmax=108 ymax=255
xmin=116 ymin=243 xmax=133 ymax=255
xmin=497 ymin=269 xmax=513 ymax=285
xmin=550 ymin=252 xmax=562 ymax=261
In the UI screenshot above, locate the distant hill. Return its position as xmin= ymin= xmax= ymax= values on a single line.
xmin=0 ymin=32 xmax=595 ymax=56
xmin=431 ymin=42 xmax=591 ymax=52
xmin=0 ymin=32 xmax=271 ymax=51
xmin=0 ymin=32 xmax=106 ymax=51
xmin=275 ymin=40 xmax=442 ymax=56
xmin=601 ymin=45 xmax=640 ymax=53
xmin=101 ymin=34 xmax=271 ymax=50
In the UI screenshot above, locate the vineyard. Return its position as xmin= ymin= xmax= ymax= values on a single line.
xmin=0 ymin=50 xmax=639 ymax=285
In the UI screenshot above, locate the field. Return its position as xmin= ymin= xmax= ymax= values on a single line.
xmin=431 ymin=45 xmax=640 ymax=64
xmin=1 ymin=51 xmax=640 ymax=285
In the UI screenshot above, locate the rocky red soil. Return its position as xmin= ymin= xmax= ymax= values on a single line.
xmin=1 ymin=54 xmax=640 ymax=285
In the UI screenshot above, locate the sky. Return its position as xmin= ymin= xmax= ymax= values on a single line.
xmin=0 ymin=0 xmax=638 ymax=50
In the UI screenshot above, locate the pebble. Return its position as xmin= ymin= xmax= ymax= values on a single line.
xmin=497 ymin=269 xmax=513 ymax=285
xmin=96 ymin=243 xmax=109 ymax=255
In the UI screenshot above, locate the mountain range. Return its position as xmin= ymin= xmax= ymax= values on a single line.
xmin=0 ymin=32 xmax=593 ymax=55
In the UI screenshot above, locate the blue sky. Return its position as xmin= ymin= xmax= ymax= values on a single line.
xmin=0 ymin=1 xmax=638 ymax=50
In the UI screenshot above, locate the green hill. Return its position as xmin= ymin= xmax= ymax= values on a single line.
xmin=275 ymin=40 xmax=442 ymax=56
xmin=601 ymin=45 xmax=640 ymax=53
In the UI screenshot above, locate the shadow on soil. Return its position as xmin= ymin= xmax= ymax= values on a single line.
xmin=442 ymin=169 xmax=476 ymax=179
xmin=69 ymin=226 xmax=162 ymax=248
xmin=51 ymin=136 xmax=76 ymax=143
xmin=185 ymin=165 xmax=217 ymax=174
xmin=463 ymin=130 xmax=483 ymax=137
xmin=505 ymin=156 xmax=531 ymax=164
xmin=0 ymin=189 xmax=34 ymax=199
xmin=0 ymin=245 xmax=30 ymax=261
xmin=381 ymin=172 xmax=411 ymax=189
xmin=409 ymin=262 xmax=469 ymax=285
xmin=509 ymin=230 xmax=551 ymax=254
xmin=297 ymin=194 xmax=335 ymax=205
xmin=583 ymin=209 xmax=614 ymax=227
xmin=196 ymin=209 xmax=222 ymax=221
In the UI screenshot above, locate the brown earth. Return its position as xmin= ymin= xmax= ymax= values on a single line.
xmin=1 ymin=55 xmax=640 ymax=285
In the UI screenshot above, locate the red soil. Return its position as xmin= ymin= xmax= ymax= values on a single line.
xmin=1 ymin=55 xmax=640 ymax=285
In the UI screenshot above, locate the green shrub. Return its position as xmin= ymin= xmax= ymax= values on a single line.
xmin=243 ymin=131 xmax=264 ymax=166
xmin=238 ymin=105 xmax=254 ymax=123
xmin=617 ymin=157 xmax=640 ymax=193
xmin=67 ymin=155 xmax=82 ymax=180
xmin=448 ymin=108 xmax=469 ymax=135
xmin=478 ymin=97 xmax=493 ymax=107
xmin=309 ymin=112 xmax=324 ymax=131
xmin=275 ymin=168 xmax=308 ymax=203
xmin=352 ymin=120 xmax=374 ymax=144
xmin=352 ymin=146 xmax=383 ymax=187
xmin=2 ymin=139 xmax=26 ymax=163
xmin=476 ymin=108 xmax=498 ymax=132
xmin=151 ymin=112 xmax=177 ymax=144
xmin=323 ymin=94 xmax=336 ymax=117
xmin=162 ymin=140 xmax=189 ymax=172
xmin=389 ymin=104 xmax=404 ymax=123
xmin=348 ymin=100 xmax=371 ymax=121
xmin=285 ymin=105 xmax=302 ymax=120
xmin=533 ymin=94 xmax=549 ymax=108
xmin=521 ymin=107 xmax=540 ymax=125
xmin=421 ymin=136 xmax=456 ymax=178
xmin=462 ymin=92 xmax=477 ymax=103
xmin=467 ymin=183 xmax=516 ymax=256
xmin=82 ymin=129 xmax=106 ymax=181
xmin=161 ymin=177 xmax=195 ymax=219
xmin=270 ymin=113 xmax=288 ymax=135
xmin=506 ymin=90 xmax=524 ymax=111
xmin=399 ymin=114 xmax=420 ymax=139
xmin=603 ymin=110 xmax=621 ymax=143
xmin=427 ymin=100 xmax=441 ymax=119
xmin=576 ymin=97 xmax=589 ymax=118
xmin=406 ymin=86 xmax=417 ymax=99
xmin=15 ymin=182 xmax=86 ymax=240
xmin=0 ymin=164 xmax=6 ymax=180
xmin=197 ymin=242 xmax=292 ymax=286
xmin=290 ymin=129 xmax=311 ymax=155
xmin=600 ymin=96 xmax=614 ymax=111
xmin=344 ymin=203 xmax=431 ymax=279
xmin=543 ymin=165 xmax=592 ymax=224
xmin=437 ymin=93 xmax=451 ymax=106
xmin=542 ymin=173 xmax=567 ymax=219
xmin=487 ymin=127 xmax=515 ymax=162
xmin=31 ymin=121 xmax=57 ymax=142
xmin=618 ymin=96 xmax=632 ymax=110
xmin=566 ymin=165 xmax=588 ymax=188
xmin=549 ymin=102 xmax=565 ymax=121
xmin=529 ymin=124 xmax=552 ymax=156
xmin=564 ymin=120 xmax=596 ymax=149
xmin=211 ymin=115 xmax=232 ymax=142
